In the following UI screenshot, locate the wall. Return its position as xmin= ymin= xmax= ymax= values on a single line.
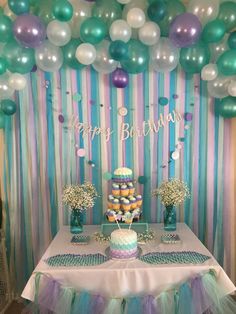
xmin=0 ymin=66 xmax=235 ymax=293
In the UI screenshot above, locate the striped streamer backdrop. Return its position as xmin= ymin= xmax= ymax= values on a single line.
xmin=0 ymin=67 xmax=235 ymax=294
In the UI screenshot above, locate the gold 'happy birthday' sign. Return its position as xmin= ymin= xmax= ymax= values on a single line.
xmin=69 ymin=110 xmax=182 ymax=142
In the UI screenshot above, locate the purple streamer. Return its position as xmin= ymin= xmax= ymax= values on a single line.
xmin=142 ymin=295 xmax=157 ymax=314
xmin=191 ymin=276 xmax=212 ymax=313
xmin=38 ymin=277 xmax=61 ymax=312
xmin=90 ymin=294 xmax=106 ymax=314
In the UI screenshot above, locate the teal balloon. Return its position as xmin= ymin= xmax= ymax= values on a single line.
xmin=121 ymin=39 xmax=149 ymax=74
xmin=158 ymin=0 xmax=185 ymax=36
xmin=180 ymin=42 xmax=210 ymax=74
xmin=0 ymin=112 xmax=5 ymax=129
xmin=80 ymin=17 xmax=107 ymax=44
xmin=218 ymin=2 xmax=236 ymax=32
xmin=202 ymin=19 xmax=226 ymax=43
xmin=0 ymin=15 xmax=13 ymax=43
xmin=53 ymin=0 xmax=73 ymax=22
xmin=1 ymin=99 xmax=17 ymax=116
xmin=147 ymin=0 xmax=167 ymax=23
xmin=62 ymin=39 xmax=84 ymax=70
xmin=92 ymin=0 xmax=122 ymax=27
xmin=8 ymin=0 xmax=30 ymax=15
xmin=109 ymin=40 xmax=128 ymax=61
xmin=0 ymin=57 xmax=7 ymax=75
xmin=32 ymin=0 xmax=55 ymax=25
xmin=3 ymin=40 xmax=35 ymax=74
xmin=217 ymin=50 xmax=236 ymax=76
xmin=215 ymin=96 xmax=236 ymax=118
xmin=228 ymin=31 xmax=236 ymax=49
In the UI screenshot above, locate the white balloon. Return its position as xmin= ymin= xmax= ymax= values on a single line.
xmin=8 ymin=73 xmax=27 ymax=90
xmin=35 ymin=40 xmax=63 ymax=72
xmin=68 ymin=0 xmax=93 ymax=38
xmin=228 ymin=80 xmax=236 ymax=97
xmin=201 ymin=64 xmax=218 ymax=81
xmin=126 ymin=8 xmax=146 ymax=29
xmin=188 ymin=0 xmax=220 ymax=25
xmin=122 ymin=0 xmax=148 ymax=19
xmin=207 ymin=75 xmax=232 ymax=98
xmin=47 ymin=21 xmax=71 ymax=47
xmin=0 ymin=73 xmax=14 ymax=100
xmin=138 ymin=22 xmax=160 ymax=46
xmin=76 ymin=43 xmax=96 ymax=65
xmin=150 ymin=38 xmax=180 ymax=72
xmin=109 ymin=20 xmax=132 ymax=43
xmin=92 ymin=40 xmax=118 ymax=74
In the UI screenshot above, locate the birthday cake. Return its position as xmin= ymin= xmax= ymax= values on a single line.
xmin=106 ymin=167 xmax=143 ymax=223
xmin=110 ymin=228 xmax=138 ymax=259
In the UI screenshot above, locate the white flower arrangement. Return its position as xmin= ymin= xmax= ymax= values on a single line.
xmin=152 ymin=179 xmax=190 ymax=206
xmin=62 ymin=182 xmax=98 ymax=211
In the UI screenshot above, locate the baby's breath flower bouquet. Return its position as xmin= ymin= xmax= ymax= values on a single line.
xmin=62 ymin=182 xmax=98 ymax=212
xmin=152 ymin=179 xmax=190 ymax=206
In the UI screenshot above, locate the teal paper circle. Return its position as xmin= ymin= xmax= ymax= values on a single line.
xmin=158 ymin=97 xmax=169 ymax=106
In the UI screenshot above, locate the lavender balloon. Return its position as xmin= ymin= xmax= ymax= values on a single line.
xmin=13 ymin=14 xmax=46 ymax=48
xmin=169 ymin=13 xmax=202 ymax=48
xmin=111 ymin=68 xmax=129 ymax=88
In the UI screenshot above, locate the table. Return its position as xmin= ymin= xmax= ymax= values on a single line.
xmin=21 ymin=223 xmax=236 ymax=313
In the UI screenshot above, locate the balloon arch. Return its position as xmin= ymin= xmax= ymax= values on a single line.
xmin=0 ymin=0 xmax=236 ymax=122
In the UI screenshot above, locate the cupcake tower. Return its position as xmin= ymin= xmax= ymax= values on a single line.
xmin=106 ymin=167 xmax=143 ymax=223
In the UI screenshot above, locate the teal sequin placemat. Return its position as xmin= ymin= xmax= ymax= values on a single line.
xmin=45 ymin=253 xmax=108 ymax=267
xmin=139 ymin=251 xmax=210 ymax=264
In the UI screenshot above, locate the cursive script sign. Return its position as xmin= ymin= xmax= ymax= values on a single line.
xmin=69 ymin=110 xmax=182 ymax=142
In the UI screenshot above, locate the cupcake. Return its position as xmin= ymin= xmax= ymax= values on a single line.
xmin=128 ymin=182 xmax=135 ymax=195
xmin=136 ymin=195 xmax=143 ymax=207
xmin=112 ymin=183 xmax=120 ymax=196
xmin=124 ymin=212 xmax=133 ymax=224
xmin=122 ymin=199 xmax=131 ymax=211
xmin=107 ymin=195 xmax=114 ymax=208
xmin=112 ymin=198 xmax=121 ymax=210
xmin=106 ymin=210 xmax=116 ymax=222
xmin=120 ymin=184 xmax=129 ymax=196
xmin=129 ymin=196 xmax=137 ymax=209
xmin=133 ymin=208 xmax=141 ymax=221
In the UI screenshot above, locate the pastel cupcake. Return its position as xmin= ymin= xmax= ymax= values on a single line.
xmin=133 ymin=208 xmax=141 ymax=221
xmin=112 ymin=183 xmax=120 ymax=196
xmin=122 ymin=199 xmax=131 ymax=211
xmin=128 ymin=182 xmax=135 ymax=195
xmin=112 ymin=198 xmax=121 ymax=211
xmin=124 ymin=212 xmax=133 ymax=224
xmin=120 ymin=184 xmax=129 ymax=197
xmin=106 ymin=210 xmax=116 ymax=222
xmin=107 ymin=195 xmax=114 ymax=208
xmin=136 ymin=195 xmax=143 ymax=207
xmin=129 ymin=196 xmax=137 ymax=209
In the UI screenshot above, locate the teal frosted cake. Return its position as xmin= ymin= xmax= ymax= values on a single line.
xmin=110 ymin=229 xmax=138 ymax=259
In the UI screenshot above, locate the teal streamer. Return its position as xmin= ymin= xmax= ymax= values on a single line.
xmin=124 ymin=296 xmax=142 ymax=314
xmin=104 ymin=299 xmax=124 ymax=314
xmin=169 ymin=69 xmax=177 ymax=179
xmin=55 ymin=286 xmax=74 ymax=314
xmin=158 ymin=291 xmax=175 ymax=314
xmin=139 ymin=251 xmax=210 ymax=264
xmin=177 ymin=283 xmax=193 ymax=314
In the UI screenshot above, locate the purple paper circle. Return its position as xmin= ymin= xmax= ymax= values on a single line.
xmin=184 ymin=112 xmax=193 ymax=121
xmin=58 ymin=114 xmax=64 ymax=123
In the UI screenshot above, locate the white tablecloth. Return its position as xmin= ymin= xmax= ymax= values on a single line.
xmin=21 ymin=223 xmax=236 ymax=300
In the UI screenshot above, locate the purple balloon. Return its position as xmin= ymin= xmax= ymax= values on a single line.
xmin=13 ymin=14 xmax=46 ymax=48
xmin=169 ymin=13 xmax=202 ymax=48
xmin=111 ymin=68 xmax=129 ymax=88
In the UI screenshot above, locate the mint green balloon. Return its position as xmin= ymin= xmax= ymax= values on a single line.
xmin=217 ymin=50 xmax=236 ymax=76
xmin=215 ymin=96 xmax=236 ymax=118
xmin=80 ymin=17 xmax=107 ymax=44
xmin=228 ymin=31 xmax=236 ymax=49
xmin=53 ymin=0 xmax=73 ymax=22
xmin=218 ymin=2 xmax=236 ymax=32
xmin=3 ymin=40 xmax=35 ymax=74
xmin=0 ymin=57 xmax=7 ymax=75
xmin=1 ymin=99 xmax=17 ymax=116
xmin=180 ymin=42 xmax=210 ymax=74
xmin=62 ymin=39 xmax=84 ymax=69
xmin=0 ymin=14 xmax=13 ymax=42
xmin=92 ymin=0 xmax=122 ymax=27
xmin=158 ymin=0 xmax=186 ymax=36
xmin=121 ymin=39 xmax=149 ymax=74
xmin=32 ymin=0 xmax=55 ymax=25
xmin=202 ymin=19 xmax=226 ymax=43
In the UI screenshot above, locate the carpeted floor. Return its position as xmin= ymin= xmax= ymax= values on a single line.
xmin=3 ymin=301 xmax=25 ymax=314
